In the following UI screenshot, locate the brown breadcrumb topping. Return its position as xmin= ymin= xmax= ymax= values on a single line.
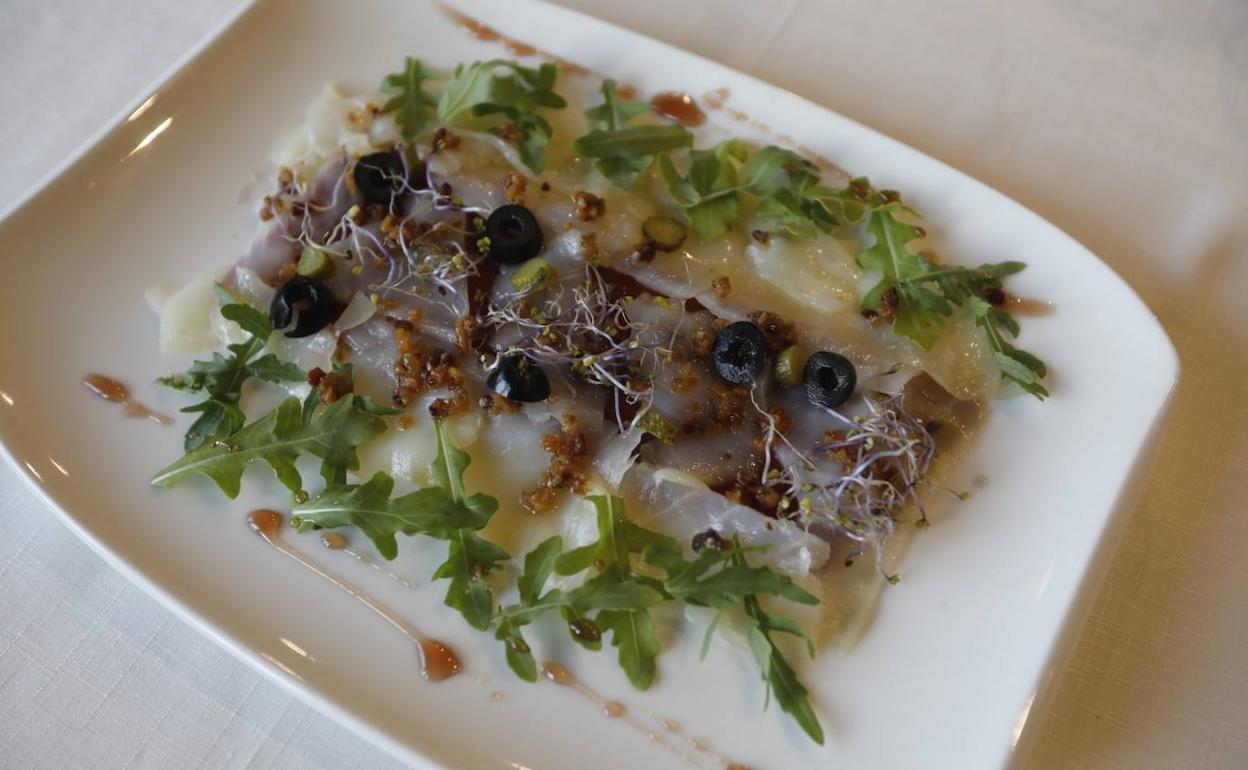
xmin=496 ymin=123 xmax=524 ymax=143
xmin=670 ymin=362 xmax=700 ymax=394
xmin=680 ymin=381 xmax=751 ymax=437
xmin=306 ymin=367 xmax=354 ymax=405
xmin=432 ymin=127 xmax=461 ymax=152
xmin=573 ymin=191 xmax=606 ymax=222
xmin=504 ymin=173 xmax=528 ymax=204
xmin=717 ymin=472 xmax=783 ymax=515
xmin=711 ymin=275 xmax=732 ymax=298
xmin=580 ymin=231 xmax=602 ymax=264
xmin=522 ymin=414 xmax=591 ymax=514
xmin=748 ymin=310 xmax=797 ymax=354
xmin=689 ymin=328 xmax=716 ymax=360
xmin=479 ymin=392 xmax=521 ymax=417
xmin=389 ymin=307 xmax=469 ymax=416
xmin=455 ymin=315 xmax=481 ymax=356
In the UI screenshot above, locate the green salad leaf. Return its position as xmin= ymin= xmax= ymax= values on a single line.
xmin=438 ymin=59 xmax=567 ymax=172
xmin=292 ymin=471 xmax=484 ymax=560
xmin=658 ymin=139 xmax=749 ymax=242
xmin=157 ymin=290 xmax=303 ymax=451
xmin=428 ymin=421 xmax=508 ymax=630
xmin=380 ymin=57 xmax=440 ymax=141
xmin=855 ymin=195 xmax=1048 ymax=398
xmin=150 ymin=394 xmax=386 ymax=498
xmin=744 ymin=593 xmax=824 ymax=745
xmin=970 ymin=296 xmax=1050 ymax=399
xmin=574 ymin=79 xmax=691 ymax=188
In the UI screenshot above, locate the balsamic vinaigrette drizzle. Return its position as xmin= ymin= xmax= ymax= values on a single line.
xmin=649 ymin=91 xmax=707 ymax=127
xmin=246 ymin=510 xmax=461 ymax=681
xmin=540 ymin=662 xmax=751 ymax=770
xmin=82 ymin=374 xmax=173 ymax=425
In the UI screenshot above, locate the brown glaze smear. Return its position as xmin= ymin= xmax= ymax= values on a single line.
xmin=84 ymin=373 xmax=128 ymax=402
xmin=505 ymin=40 xmax=537 ymax=57
xmin=650 ymin=92 xmax=706 ymax=127
xmin=440 ymin=5 xmax=589 ymax=74
xmin=320 ymin=530 xmax=415 ymax=588
xmin=83 ymin=374 xmax=173 ymax=425
xmin=247 ymin=509 xmax=283 ymax=539
xmin=248 ymin=510 xmax=460 ymax=682
xmin=419 ymin=639 xmax=463 ymax=681
xmin=540 ymin=661 xmax=746 ymax=767
xmin=1004 ymin=295 xmax=1055 ymax=316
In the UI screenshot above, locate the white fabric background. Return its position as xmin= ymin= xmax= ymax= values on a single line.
xmin=1 ymin=1 xmax=1245 ymax=768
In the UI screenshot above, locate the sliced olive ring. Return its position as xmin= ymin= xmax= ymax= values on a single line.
xmin=802 ymin=351 xmax=857 ymax=409
xmin=487 ymin=354 xmax=551 ymax=403
xmin=710 ymin=321 xmax=768 ymax=385
xmin=353 ymin=151 xmax=406 ymax=205
xmin=270 ymin=276 xmax=340 ymax=338
xmin=484 ymin=204 xmax=544 ymax=265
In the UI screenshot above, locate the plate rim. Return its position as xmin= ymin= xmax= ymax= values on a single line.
xmin=0 ymin=1 xmax=1181 ymax=768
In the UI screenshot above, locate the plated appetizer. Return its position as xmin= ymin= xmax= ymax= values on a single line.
xmin=144 ymin=52 xmax=1046 ymax=744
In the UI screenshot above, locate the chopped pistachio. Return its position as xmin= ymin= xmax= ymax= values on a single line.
xmin=642 ymin=215 xmax=687 ymax=252
xmin=637 ymin=410 xmax=678 ymax=444
xmin=296 ymin=246 xmax=334 ymax=279
xmin=774 ymin=345 xmax=806 ymax=387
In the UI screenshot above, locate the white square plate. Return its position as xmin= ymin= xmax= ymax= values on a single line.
xmin=0 ymin=1 xmax=1178 ymax=768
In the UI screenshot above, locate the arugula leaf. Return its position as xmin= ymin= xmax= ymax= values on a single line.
xmin=555 ymin=494 xmax=681 ymax=575
xmin=437 ymin=59 xmax=567 ymax=172
xmin=428 ymin=421 xmax=508 ymax=630
xmin=157 ymin=294 xmax=303 ymax=450
xmin=583 ymin=79 xmax=647 ymax=130
xmin=495 ymin=535 xmax=666 ymax=683
xmin=857 ymin=203 xmax=948 ymax=348
xmin=380 ymin=57 xmax=439 ymax=142
xmin=743 ymin=149 xmax=870 ymax=237
xmin=854 ymin=195 xmax=1048 ymax=397
xmin=744 ymin=594 xmax=824 ymax=744
xmin=658 ymin=139 xmax=749 ymax=242
xmin=969 ymin=297 xmax=1050 ymax=399
xmin=150 ymin=395 xmax=386 ymax=498
xmin=596 ymin=607 xmax=661 ymax=690
xmin=741 ymin=145 xmax=821 ymax=197
xmin=574 ymin=80 xmax=691 ymax=188
xmin=548 ymin=495 xmax=678 ymax=689
xmin=647 ymin=542 xmax=818 ymax=609
xmin=292 ymin=471 xmax=487 ymax=560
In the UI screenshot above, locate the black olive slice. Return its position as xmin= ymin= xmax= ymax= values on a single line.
xmin=802 ymin=351 xmax=857 ymax=409
xmin=487 ymin=354 xmax=551 ymax=403
xmin=353 ymin=151 xmax=406 ymax=205
xmin=484 ymin=204 xmax=544 ymax=265
xmin=270 ymin=276 xmax=339 ymax=338
xmin=710 ymin=321 xmax=768 ymax=385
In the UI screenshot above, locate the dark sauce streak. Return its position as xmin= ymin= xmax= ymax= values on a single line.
xmin=440 ymin=5 xmax=589 ymax=75
xmin=650 ymin=92 xmax=706 ymax=127
xmin=246 ymin=510 xmax=462 ymax=682
xmin=83 ymin=374 xmax=173 ymax=425
xmin=1004 ymin=295 xmax=1055 ymax=316
xmin=540 ymin=661 xmax=747 ymax=767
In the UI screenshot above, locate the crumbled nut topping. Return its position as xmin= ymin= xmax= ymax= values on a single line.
xmin=574 ymin=191 xmax=606 ymax=222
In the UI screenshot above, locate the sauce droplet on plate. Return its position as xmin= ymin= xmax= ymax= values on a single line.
xmin=650 ymin=92 xmax=706 ymax=127
xmin=247 ymin=510 xmax=461 ymax=682
xmin=419 ymin=638 xmax=463 ymax=681
xmin=83 ymin=373 xmax=173 ymax=425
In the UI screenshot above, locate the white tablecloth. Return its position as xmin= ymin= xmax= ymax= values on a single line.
xmin=2 ymin=1 xmax=1245 ymax=768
